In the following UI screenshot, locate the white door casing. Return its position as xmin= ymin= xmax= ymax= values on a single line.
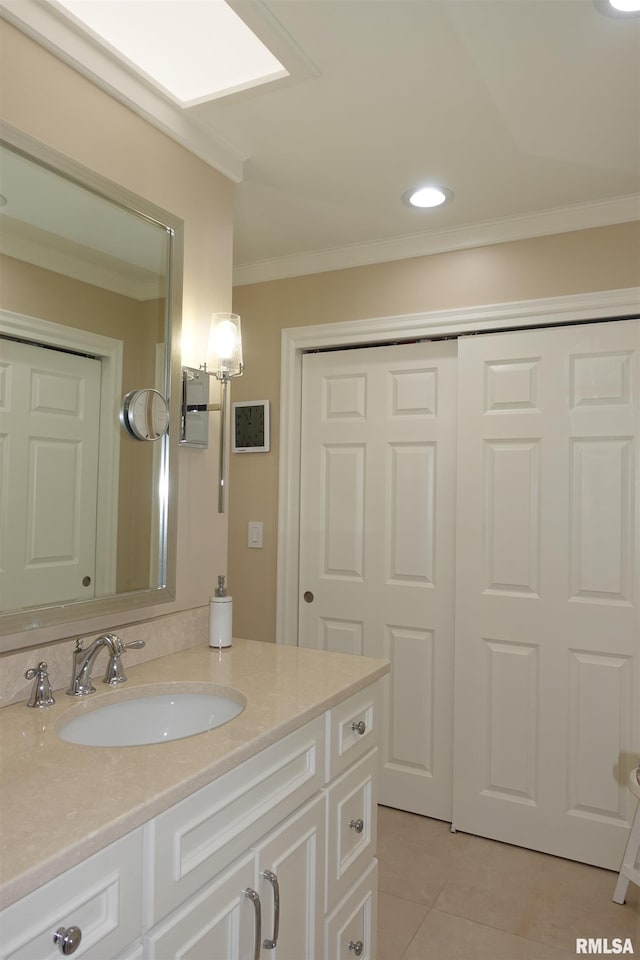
xmin=452 ymin=318 xmax=640 ymax=870
xmin=0 ymin=338 xmax=101 ymax=611
xmin=299 ymin=342 xmax=457 ymax=818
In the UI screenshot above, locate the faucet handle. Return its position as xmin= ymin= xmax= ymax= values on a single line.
xmin=25 ymin=662 xmax=55 ymax=708
xmin=102 ymin=636 xmax=145 ymax=685
xmin=123 ymin=639 xmax=145 ymax=651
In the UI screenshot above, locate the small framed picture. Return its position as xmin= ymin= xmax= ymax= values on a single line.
xmin=232 ymin=400 xmax=270 ymax=453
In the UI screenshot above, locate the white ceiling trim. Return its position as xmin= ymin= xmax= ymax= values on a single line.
xmin=233 ymin=194 xmax=640 ymax=287
xmin=0 ymin=0 xmax=246 ymax=182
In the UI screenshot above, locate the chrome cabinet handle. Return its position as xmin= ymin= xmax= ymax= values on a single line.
xmin=351 ymin=720 xmax=366 ymax=735
xmin=348 ymin=940 xmax=364 ymax=956
xmin=53 ymin=926 xmax=82 ymax=956
xmin=243 ymin=888 xmax=262 ymax=960
xmin=349 ymin=818 xmax=364 ymax=834
xmin=261 ymin=869 xmax=280 ymax=949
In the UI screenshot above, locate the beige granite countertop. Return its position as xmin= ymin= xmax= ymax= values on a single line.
xmin=0 ymin=638 xmax=389 ymax=910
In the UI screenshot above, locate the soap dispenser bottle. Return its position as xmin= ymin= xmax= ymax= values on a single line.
xmin=209 ymin=575 xmax=232 ymax=649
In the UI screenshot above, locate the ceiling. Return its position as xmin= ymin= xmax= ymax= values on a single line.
xmin=2 ymin=0 xmax=639 ymax=285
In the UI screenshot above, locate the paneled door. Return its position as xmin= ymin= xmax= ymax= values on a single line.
xmin=299 ymin=342 xmax=457 ymax=819
xmin=453 ymin=319 xmax=639 ymax=869
xmin=0 ymin=338 xmax=101 ymax=611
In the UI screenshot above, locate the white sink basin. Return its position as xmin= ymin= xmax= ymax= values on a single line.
xmin=57 ymin=687 xmax=245 ymax=747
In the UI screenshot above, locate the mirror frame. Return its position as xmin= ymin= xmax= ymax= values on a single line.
xmin=0 ymin=122 xmax=183 ymax=637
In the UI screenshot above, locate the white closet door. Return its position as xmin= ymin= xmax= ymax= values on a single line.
xmin=299 ymin=341 xmax=457 ymax=819
xmin=453 ymin=318 xmax=640 ymax=869
xmin=0 ymin=338 xmax=101 ymax=611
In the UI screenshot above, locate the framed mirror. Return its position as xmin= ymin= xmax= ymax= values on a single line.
xmin=0 ymin=124 xmax=183 ymax=639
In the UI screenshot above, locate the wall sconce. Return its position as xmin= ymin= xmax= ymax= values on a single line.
xmin=180 ymin=313 xmax=244 ymax=513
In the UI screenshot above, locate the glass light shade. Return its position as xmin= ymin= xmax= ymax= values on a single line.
xmin=208 ymin=313 xmax=243 ymax=378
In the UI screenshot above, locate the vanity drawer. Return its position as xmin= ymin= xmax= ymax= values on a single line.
xmin=325 ymin=748 xmax=378 ymax=912
xmin=326 ymin=682 xmax=381 ymax=782
xmin=325 ymin=858 xmax=378 ymax=960
xmin=0 ymin=829 xmax=142 ymax=960
xmin=145 ymin=714 xmax=325 ymax=924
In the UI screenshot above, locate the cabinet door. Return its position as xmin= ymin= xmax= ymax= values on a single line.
xmin=144 ymin=853 xmax=260 ymax=960
xmin=115 ymin=942 xmax=143 ymax=960
xmin=255 ymin=795 xmax=326 ymax=960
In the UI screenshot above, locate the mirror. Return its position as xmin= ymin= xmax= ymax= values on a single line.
xmin=0 ymin=124 xmax=183 ymax=637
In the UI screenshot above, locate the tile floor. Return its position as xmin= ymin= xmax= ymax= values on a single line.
xmin=377 ymin=805 xmax=640 ymax=960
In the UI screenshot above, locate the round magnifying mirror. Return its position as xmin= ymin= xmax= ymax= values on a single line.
xmin=120 ymin=389 xmax=170 ymax=441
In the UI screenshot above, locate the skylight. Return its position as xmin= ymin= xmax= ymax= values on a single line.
xmin=52 ymin=0 xmax=289 ymax=107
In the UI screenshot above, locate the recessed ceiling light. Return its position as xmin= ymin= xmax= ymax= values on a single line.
xmin=402 ymin=185 xmax=454 ymax=209
xmin=52 ymin=0 xmax=289 ymax=106
xmin=594 ymin=0 xmax=640 ymax=16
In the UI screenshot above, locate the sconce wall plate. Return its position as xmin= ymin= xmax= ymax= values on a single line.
xmin=180 ymin=366 xmax=211 ymax=448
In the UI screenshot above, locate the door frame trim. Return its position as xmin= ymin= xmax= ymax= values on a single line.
xmin=276 ymin=286 xmax=640 ymax=646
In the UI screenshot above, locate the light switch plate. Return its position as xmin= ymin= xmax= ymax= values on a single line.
xmin=248 ymin=521 xmax=263 ymax=548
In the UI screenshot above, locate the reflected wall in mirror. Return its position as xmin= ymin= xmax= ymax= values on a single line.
xmin=0 ymin=125 xmax=183 ymax=634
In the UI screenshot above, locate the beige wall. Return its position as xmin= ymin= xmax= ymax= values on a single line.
xmin=229 ymin=222 xmax=640 ymax=644
xmin=0 ymin=21 xmax=234 ymax=650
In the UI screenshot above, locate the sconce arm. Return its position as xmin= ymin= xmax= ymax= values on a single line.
xmin=185 ymin=402 xmax=222 ymax=412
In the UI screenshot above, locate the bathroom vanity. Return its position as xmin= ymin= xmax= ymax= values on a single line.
xmin=0 ymin=639 xmax=388 ymax=959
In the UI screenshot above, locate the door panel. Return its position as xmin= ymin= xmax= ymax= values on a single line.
xmin=453 ymin=318 xmax=639 ymax=869
xmin=299 ymin=341 xmax=457 ymax=819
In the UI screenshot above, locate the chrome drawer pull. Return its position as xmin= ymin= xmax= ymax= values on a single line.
xmin=351 ymin=720 xmax=366 ymax=735
xmin=348 ymin=939 xmax=364 ymax=956
xmin=243 ymin=888 xmax=262 ymax=960
xmin=53 ymin=926 xmax=82 ymax=956
xmin=261 ymin=869 xmax=280 ymax=949
xmin=349 ymin=818 xmax=364 ymax=834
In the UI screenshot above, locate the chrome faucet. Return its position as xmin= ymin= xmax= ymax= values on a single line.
xmin=67 ymin=633 xmax=145 ymax=696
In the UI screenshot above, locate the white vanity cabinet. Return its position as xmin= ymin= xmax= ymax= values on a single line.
xmin=0 ymin=680 xmax=381 ymax=960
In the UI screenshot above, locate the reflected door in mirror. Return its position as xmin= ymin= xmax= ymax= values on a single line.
xmin=0 ymin=338 xmax=101 ymax=612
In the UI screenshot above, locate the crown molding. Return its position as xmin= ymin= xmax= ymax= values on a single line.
xmin=0 ymin=0 xmax=246 ymax=182
xmin=233 ymin=194 xmax=640 ymax=286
